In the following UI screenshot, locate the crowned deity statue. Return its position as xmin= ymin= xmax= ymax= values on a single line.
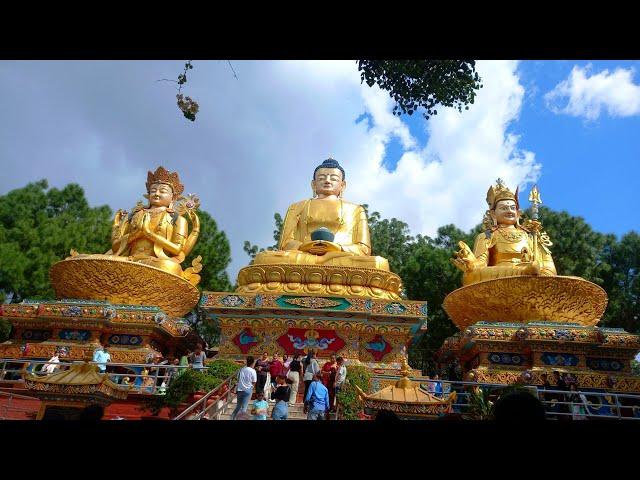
xmin=106 ymin=166 xmax=202 ymax=285
xmin=452 ymin=179 xmax=556 ymax=286
xmin=252 ymin=158 xmax=389 ymax=271
xmin=51 ymin=166 xmax=203 ymax=317
xmin=237 ymin=158 xmax=401 ymax=299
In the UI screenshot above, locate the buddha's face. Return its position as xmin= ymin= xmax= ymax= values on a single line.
xmin=312 ymin=168 xmax=346 ymax=198
xmin=492 ymin=199 xmax=518 ymax=226
xmin=148 ymin=182 xmax=174 ymax=208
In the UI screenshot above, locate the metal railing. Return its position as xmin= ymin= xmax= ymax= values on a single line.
xmin=409 ymin=378 xmax=640 ymax=420
xmin=0 ymin=357 xmax=194 ymax=395
xmin=173 ymin=369 xmax=240 ymax=420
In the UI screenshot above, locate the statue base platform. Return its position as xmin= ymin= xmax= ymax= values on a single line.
xmin=443 ymin=275 xmax=608 ymax=329
xmin=235 ymin=264 xmax=403 ymax=300
xmin=50 ymin=255 xmax=201 ymax=317
xmin=0 ymin=299 xmax=196 ymax=364
xmin=200 ymin=291 xmax=428 ymax=366
xmin=437 ymin=321 xmax=640 ymax=393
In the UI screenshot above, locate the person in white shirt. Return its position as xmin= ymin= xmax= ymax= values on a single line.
xmin=333 ymin=356 xmax=347 ymax=412
xmin=42 ymin=351 xmax=61 ymax=374
xmin=231 ymin=356 xmax=257 ymax=420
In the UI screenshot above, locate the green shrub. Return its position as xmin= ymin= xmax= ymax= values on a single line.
xmin=207 ymin=359 xmax=240 ymax=380
xmin=336 ymin=364 xmax=372 ymax=420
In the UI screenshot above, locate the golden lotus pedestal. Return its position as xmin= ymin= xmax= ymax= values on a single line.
xmin=200 ymin=291 xmax=428 ymax=371
xmin=50 ymin=255 xmax=201 ymax=317
xmin=439 ymin=275 xmax=640 ymax=393
xmin=236 ymin=264 xmax=403 ymax=301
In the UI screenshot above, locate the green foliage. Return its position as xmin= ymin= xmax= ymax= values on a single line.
xmin=0 ymin=180 xmax=112 ymax=301
xmin=184 ymin=209 xmax=232 ymax=292
xmin=0 ymin=319 xmax=11 ymax=343
xmin=632 ymin=360 xmax=640 ymax=376
xmin=206 ymin=359 xmax=240 ymax=379
xmin=464 ymin=386 xmax=494 ymax=420
xmin=357 ymin=60 xmax=482 ymax=119
xmin=336 ymin=364 xmax=371 ymax=420
xmin=243 ymin=212 xmax=284 ymax=259
xmin=145 ymin=367 xmax=233 ymax=413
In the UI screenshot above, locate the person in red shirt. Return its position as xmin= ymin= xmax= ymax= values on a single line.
xmin=269 ymin=354 xmax=284 ymax=394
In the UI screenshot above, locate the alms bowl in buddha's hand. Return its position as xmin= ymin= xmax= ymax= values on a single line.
xmin=311 ymin=227 xmax=335 ymax=242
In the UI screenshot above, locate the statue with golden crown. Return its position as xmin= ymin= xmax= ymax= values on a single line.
xmin=236 ymin=158 xmax=403 ymax=299
xmin=443 ymin=179 xmax=608 ymax=329
xmin=50 ymin=166 xmax=203 ymax=316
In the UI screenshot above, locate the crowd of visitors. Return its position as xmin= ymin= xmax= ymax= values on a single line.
xmin=231 ymin=350 xmax=348 ymax=420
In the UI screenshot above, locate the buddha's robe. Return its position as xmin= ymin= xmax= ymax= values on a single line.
xmin=253 ymin=198 xmax=389 ymax=271
xmin=463 ymin=226 xmax=556 ymax=285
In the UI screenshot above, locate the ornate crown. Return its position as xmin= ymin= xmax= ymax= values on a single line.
xmin=146 ymin=166 xmax=184 ymax=198
xmin=486 ymin=178 xmax=519 ymax=210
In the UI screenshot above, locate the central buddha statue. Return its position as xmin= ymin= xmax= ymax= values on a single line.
xmin=237 ymin=158 xmax=401 ymax=299
xmin=253 ymin=158 xmax=389 ymax=271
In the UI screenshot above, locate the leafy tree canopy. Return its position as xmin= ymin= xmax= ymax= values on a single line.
xmin=357 ymin=60 xmax=483 ymax=119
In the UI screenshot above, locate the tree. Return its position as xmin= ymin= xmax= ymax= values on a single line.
xmin=184 ymin=210 xmax=232 ymax=292
xmin=0 ymin=180 xmax=112 ymax=301
xmin=358 ymin=60 xmax=483 ymax=119
xmin=243 ymin=212 xmax=283 ymax=259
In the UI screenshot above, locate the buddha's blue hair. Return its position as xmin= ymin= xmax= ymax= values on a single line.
xmin=313 ymin=158 xmax=345 ymax=180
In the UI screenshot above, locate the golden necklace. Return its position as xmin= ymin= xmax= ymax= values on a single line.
xmin=495 ymin=226 xmax=525 ymax=242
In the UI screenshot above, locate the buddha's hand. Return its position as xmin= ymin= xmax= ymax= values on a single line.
xmin=142 ymin=213 xmax=154 ymax=237
xmin=522 ymin=260 xmax=541 ymax=276
xmin=299 ymin=240 xmax=342 ymax=256
xmin=113 ymin=209 xmax=128 ymax=227
xmin=451 ymin=241 xmax=477 ymax=272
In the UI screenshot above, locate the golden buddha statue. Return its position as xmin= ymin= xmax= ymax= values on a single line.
xmin=236 ymin=158 xmax=402 ymax=299
xmin=50 ymin=166 xmax=203 ymax=317
xmin=107 ymin=166 xmax=202 ymax=284
xmin=253 ymin=158 xmax=389 ymax=270
xmin=452 ymin=179 xmax=556 ymax=286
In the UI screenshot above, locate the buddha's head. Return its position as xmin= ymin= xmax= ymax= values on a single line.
xmin=145 ymin=166 xmax=185 ymax=208
xmin=312 ymin=158 xmax=346 ymax=198
xmin=486 ymin=179 xmax=520 ymax=227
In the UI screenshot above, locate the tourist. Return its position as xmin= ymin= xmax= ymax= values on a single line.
xmin=271 ymin=375 xmax=292 ymax=420
xmin=553 ymin=371 xmax=569 ymax=420
xmin=251 ymin=391 xmax=269 ymax=420
xmin=569 ymin=383 xmax=588 ymax=420
xmin=255 ymin=352 xmax=270 ymax=395
xmin=333 ymin=357 xmax=347 ymax=412
xmin=283 ymin=355 xmax=292 ymax=375
xmin=231 ymin=356 xmax=257 ymax=420
xmin=189 ymin=343 xmax=207 ymax=371
xmin=93 ymin=344 xmax=111 ymax=374
xmin=433 ymin=374 xmax=443 ymax=397
xmin=287 ymin=354 xmax=303 ymax=405
xmin=304 ymin=372 xmax=330 ymax=420
xmin=322 ymin=354 xmax=338 ymax=410
xmin=303 ymin=350 xmax=320 ymax=400
xmin=424 ymin=375 xmax=435 ymax=394
xmin=269 ymin=353 xmax=284 ymax=393
xmin=42 ymin=349 xmax=62 ymax=374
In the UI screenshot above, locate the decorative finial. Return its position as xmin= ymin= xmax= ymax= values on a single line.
xmin=496 ymin=177 xmax=506 ymax=188
xmin=529 ymin=185 xmax=542 ymax=220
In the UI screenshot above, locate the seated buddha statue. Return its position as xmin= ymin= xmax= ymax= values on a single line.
xmin=452 ymin=179 xmax=556 ymax=286
xmin=252 ymin=158 xmax=390 ymax=271
xmin=105 ymin=166 xmax=202 ymax=284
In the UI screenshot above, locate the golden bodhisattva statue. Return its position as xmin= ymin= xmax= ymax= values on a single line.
xmin=50 ymin=166 xmax=203 ymax=317
xmin=107 ymin=166 xmax=202 ymax=284
xmin=443 ymin=179 xmax=607 ymax=328
xmin=452 ymin=179 xmax=556 ymax=286
xmin=237 ymin=158 xmax=402 ymax=299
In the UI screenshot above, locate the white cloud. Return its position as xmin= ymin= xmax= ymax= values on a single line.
xmin=544 ymin=64 xmax=640 ymax=120
xmin=0 ymin=60 xmax=539 ymax=283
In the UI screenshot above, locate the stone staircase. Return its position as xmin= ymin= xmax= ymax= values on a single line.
xmin=218 ymin=398 xmax=308 ymax=420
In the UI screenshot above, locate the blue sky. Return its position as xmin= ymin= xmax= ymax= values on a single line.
xmin=0 ymin=60 xmax=638 ymax=281
xmin=380 ymin=60 xmax=640 ymax=238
